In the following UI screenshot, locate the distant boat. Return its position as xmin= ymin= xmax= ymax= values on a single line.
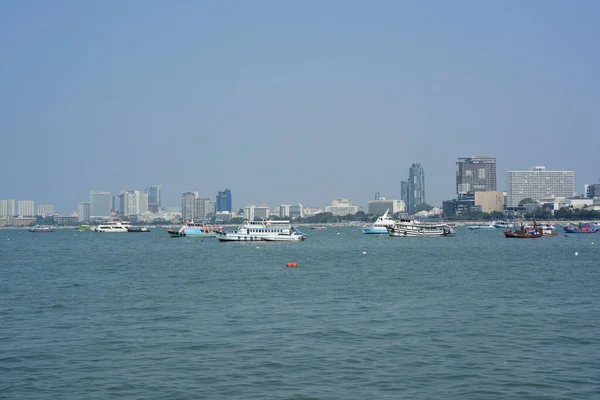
xmin=467 ymin=224 xmax=496 ymax=230
xmin=75 ymin=224 xmax=90 ymax=231
xmin=310 ymin=226 xmax=327 ymax=230
xmin=127 ymin=226 xmax=150 ymax=233
xmin=215 ymin=220 xmax=306 ymax=242
xmin=563 ymin=223 xmax=599 ymax=234
xmin=28 ymin=225 xmax=54 ymax=233
xmin=362 ymin=209 xmax=395 ymax=234
xmin=504 ymin=220 xmax=542 ymax=238
xmin=387 ymin=217 xmax=454 ymax=237
xmin=167 ymin=221 xmax=223 ymax=237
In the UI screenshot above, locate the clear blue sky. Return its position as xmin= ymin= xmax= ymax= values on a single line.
xmin=2 ymin=0 xmax=599 ymax=213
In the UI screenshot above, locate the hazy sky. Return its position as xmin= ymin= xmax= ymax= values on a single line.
xmin=2 ymin=0 xmax=599 ymax=213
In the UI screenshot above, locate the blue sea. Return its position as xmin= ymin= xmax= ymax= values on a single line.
xmin=1 ymin=226 xmax=599 ymax=399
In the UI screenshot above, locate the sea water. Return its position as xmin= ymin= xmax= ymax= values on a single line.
xmin=1 ymin=227 xmax=599 ymax=399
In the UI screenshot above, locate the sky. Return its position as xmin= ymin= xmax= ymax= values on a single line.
xmin=1 ymin=0 xmax=599 ymax=214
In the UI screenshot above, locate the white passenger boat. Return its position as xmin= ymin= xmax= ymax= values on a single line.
xmin=215 ymin=220 xmax=306 ymax=242
xmin=93 ymin=221 xmax=131 ymax=232
xmin=387 ymin=217 xmax=454 ymax=237
xmin=361 ymin=209 xmax=395 ymax=234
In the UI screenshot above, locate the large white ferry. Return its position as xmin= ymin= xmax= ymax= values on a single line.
xmin=387 ymin=217 xmax=454 ymax=237
xmin=93 ymin=221 xmax=131 ymax=232
xmin=215 ymin=220 xmax=307 ymax=242
xmin=361 ymin=209 xmax=395 ymax=234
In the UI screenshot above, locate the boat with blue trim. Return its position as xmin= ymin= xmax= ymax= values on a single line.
xmin=362 ymin=209 xmax=395 ymax=234
xmin=167 ymin=221 xmax=224 ymax=237
xmin=563 ymin=223 xmax=599 ymax=234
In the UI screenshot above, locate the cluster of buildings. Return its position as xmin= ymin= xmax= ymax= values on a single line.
xmin=0 ymin=200 xmax=56 ymax=226
xmin=3 ymin=158 xmax=599 ymax=227
xmin=443 ymin=157 xmax=600 ymax=216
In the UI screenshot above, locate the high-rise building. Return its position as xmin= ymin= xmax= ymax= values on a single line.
xmin=0 ymin=200 xmax=16 ymax=217
xmin=146 ymin=185 xmax=162 ymax=213
xmin=18 ymin=200 xmax=35 ymax=217
xmin=289 ymin=203 xmax=303 ymax=219
xmin=456 ymin=157 xmax=497 ymax=195
xmin=77 ymin=202 xmax=90 ymax=222
xmin=195 ymin=197 xmax=214 ymax=220
xmin=181 ymin=191 xmax=197 ymax=221
xmin=400 ymin=180 xmax=409 ymax=211
xmin=216 ymin=189 xmax=232 ymax=212
xmin=408 ymin=163 xmax=425 ymax=212
xmin=507 ymin=166 xmax=574 ymax=208
xmin=254 ymin=205 xmax=269 ymax=220
xmin=123 ymin=191 xmax=148 ymax=216
xmin=90 ymin=190 xmax=111 ymax=218
xmin=37 ymin=205 xmax=54 ymax=216
xmin=279 ymin=204 xmax=290 ymax=218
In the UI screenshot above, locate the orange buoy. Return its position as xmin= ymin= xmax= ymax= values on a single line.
xmin=286 ymin=262 xmax=297 ymax=267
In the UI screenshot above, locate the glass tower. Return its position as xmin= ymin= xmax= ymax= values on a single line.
xmin=216 ymin=189 xmax=232 ymax=212
xmin=408 ymin=163 xmax=425 ymax=212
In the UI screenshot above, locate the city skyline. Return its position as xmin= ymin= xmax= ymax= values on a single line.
xmin=2 ymin=2 xmax=599 ymax=214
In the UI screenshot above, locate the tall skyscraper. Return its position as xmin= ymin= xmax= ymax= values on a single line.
xmin=181 ymin=191 xmax=197 ymax=221
xmin=456 ymin=157 xmax=497 ymax=195
xmin=146 ymin=185 xmax=162 ymax=213
xmin=400 ymin=180 xmax=409 ymax=212
xmin=77 ymin=202 xmax=90 ymax=222
xmin=408 ymin=163 xmax=425 ymax=212
xmin=0 ymin=200 xmax=16 ymax=217
xmin=37 ymin=205 xmax=54 ymax=216
xmin=507 ymin=166 xmax=574 ymax=207
xmin=216 ymin=189 xmax=232 ymax=212
xmin=89 ymin=190 xmax=111 ymax=218
xmin=18 ymin=200 xmax=35 ymax=217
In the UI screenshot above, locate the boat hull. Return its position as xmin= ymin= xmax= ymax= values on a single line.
xmin=504 ymin=231 xmax=542 ymax=238
xmin=361 ymin=227 xmax=389 ymax=234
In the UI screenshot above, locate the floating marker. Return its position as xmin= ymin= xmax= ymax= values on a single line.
xmin=362 ymin=251 xmax=367 ymax=255
xmin=575 ymin=252 xmax=579 ymax=256
xmin=286 ymin=262 xmax=297 ymax=267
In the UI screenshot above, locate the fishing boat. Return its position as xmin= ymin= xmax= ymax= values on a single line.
xmin=215 ymin=220 xmax=306 ymax=242
xmin=563 ymin=222 xmax=599 ymax=234
xmin=310 ymin=225 xmax=327 ymax=230
xmin=387 ymin=217 xmax=454 ymax=237
xmin=75 ymin=224 xmax=90 ymax=231
xmin=167 ymin=221 xmax=223 ymax=237
xmin=536 ymin=223 xmax=558 ymax=236
xmin=28 ymin=225 xmax=54 ymax=233
xmin=504 ymin=221 xmax=542 ymax=238
xmin=361 ymin=209 xmax=395 ymax=234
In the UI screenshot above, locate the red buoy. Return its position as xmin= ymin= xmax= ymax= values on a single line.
xmin=286 ymin=262 xmax=297 ymax=267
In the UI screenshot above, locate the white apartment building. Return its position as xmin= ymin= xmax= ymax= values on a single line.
xmin=37 ymin=204 xmax=54 ymax=216
xmin=123 ymin=191 xmax=148 ymax=216
xmin=0 ymin=200 xmax=16 ymax=217
xmin=244 ymin=205 xmax=255 ymax=221
xmin=507 ymin=166 xmax=574 ymax=208
xmin=367 ymin=198 xmax=406 ymax=215
xmin=77 ymin=202 xmax=90 ymax=222
xmin=279 ymin=204 xmax=290 ymax=218
xmin=18 ymin=200 xmax=35 ymax=217
xmin=303 ymin=207 xmax=324 ymax=217
xmin=325 ymin=198 xmax=359 ymax=216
